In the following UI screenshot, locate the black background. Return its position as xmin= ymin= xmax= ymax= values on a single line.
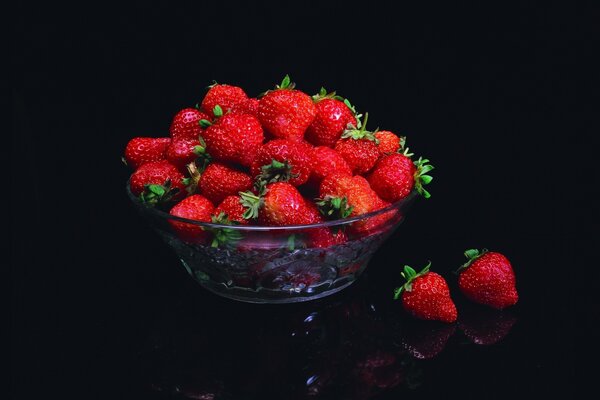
xmin=11 ymin=2 xmax=598 ymax=399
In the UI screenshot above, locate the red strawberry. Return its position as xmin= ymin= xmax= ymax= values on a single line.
xmin=169 ymin=108 xmax=210 ymax=141
xmin=305 ymin=88 xmax=358 ymax=147
xmin=368 ymin=153 xmax=433 ymax=202
xmin=456 ymin=249 xmax=518 ymax=310
xmin=129 ymin=160 xmax=186 ymax=204
xmin=375 ymin=131 xmax=404 ymax=155
xmin=229 ymin=98 xmax=259 ymax=116
xmin=257 ymin=75 xmax=317 ymax=141
xmin=393 ymin=263 xmax=458 ymax=323
xmin=308 ymin=146 xmax=352 ymax=188
xmin=318 ymin=172 xmax=392 ymax=234
xmin=299 ymin=199 xmax=347 ymax=247
xmin=250 ymin=139 xmax=313 ymax=187
xmin=214 ymin=195 xmax=249 ymax=225
xmin=202 ymin=112 xmax=264 ymax=167
xmin=335 ymin=113 xmax=380 ymax=174
xmin=165 ymin=138 xmax=201 ymax=171
xmin=168 ymin=194 xmax=214 ymax=243
xmin=123 ymin=137 xmax=171 ymax=169
xmin=201 ymin=83 xmax=248 ymax=117
xmin=199 ymin=163 xmax=253 ymax=204
xmin=307 ymin=227 xmax=347 ymax=248
xmin=258 ymin=182 xmax=318 ymax=226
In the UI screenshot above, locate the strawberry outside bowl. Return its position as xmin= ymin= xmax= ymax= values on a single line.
xmin=127 ymin=184 xmax=417 ymax=303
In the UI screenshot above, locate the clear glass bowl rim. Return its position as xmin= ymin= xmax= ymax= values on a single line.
xmin=126 ymin=182 xmax=417 ymax=231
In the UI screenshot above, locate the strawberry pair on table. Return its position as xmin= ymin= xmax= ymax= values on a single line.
xmin=393 ymin=249 xmax=519 ymax=323
xmin=124 ymin=76 xmax=433 ymax=247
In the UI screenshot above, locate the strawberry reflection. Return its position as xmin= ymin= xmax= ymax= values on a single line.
xmin=458 ymin=306 xmax=517 ymax=345
xmin=137 ymin=280 xmax=515 ymax=399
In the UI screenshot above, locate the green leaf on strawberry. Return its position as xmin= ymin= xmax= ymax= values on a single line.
xmin=340 ymin=113 xmax=378 ymax=143
xmin=239 ymin=190 xmax=263 ymax=220
xmin=257 ymin=159 xmax=298 ymax=186
xmin=393 ymin=262 xmax=432 ymax=299
xmin=207 ymin=212 xmax=243 ymax=248
xmin=140 ymin=178 xmax=181 ymax=205
xmin=316 ymin=195 xmax=354 ymax=220
xmin=455 ymin=248 xmax=489 ymax=274
xmin=413 ymin=157 xmax=434 ymax=199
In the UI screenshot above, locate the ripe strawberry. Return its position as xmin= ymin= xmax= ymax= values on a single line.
xmin=129 ymin=160 xmax=186 ymax=204
xmin=308 ymin=146 xmax=352 ymax=188
xmin=456 ymin=249 xmax=518 ymax=310
xmin=393 ymin=263 xmax=458 ymax=323
xmin=318 ymin=173 xmax=392 ymax=234
xmin=124 ymin=137 xmax=171 ymax=169
xmin=368 ymin=152 xmax=433 ymax=202
xmin=169 ymin=194 xmax=214 ymax=243
xmin=374 ymin=131 xmax=404 ymax=155
xmin=335 ymin=113 xmax=380 ymax=174
xmin=165 ymin=138 xmax=202 ymax=171
xmin=169 ymin=108 xmax=210 ymax=141
xmin=298 ymin=199 xmax=347 ymax=247
xmin=229 ymin=98 xmax=259 ymax=116
xmin=201 ymin=112 xmax=264 ymax=167
xmin=214 ymin=195 xmax=249 ymax=225
xmin=201 ymin=83 xmax=248 ymax=117
xmin=199 ymin=162 xmax=253 ymax=204
xmin=305 ymin=88 xmax=358 ymax=147
xmin=258 ymin=182 xmax=318 ymax=226
xmin=319 ymin=172 xmax=389 ymax=217
xmin=257 ymin=75 xmax=317 ymax=141
xmin=250 ymin=139 xmax=313 ymax=187
xmin=307 ymin=227 xmax=347 ymax=248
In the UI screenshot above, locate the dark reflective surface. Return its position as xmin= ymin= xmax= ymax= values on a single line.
xmin=134 ymin=277 xmax=520 ymax=399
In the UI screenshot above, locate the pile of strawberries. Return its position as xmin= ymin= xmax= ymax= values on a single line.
xmin=124 ymin=76 xmax=433 ymax=247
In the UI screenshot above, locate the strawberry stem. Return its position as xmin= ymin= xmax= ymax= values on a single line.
xmin=340 ymin=113 xmax=378 ymax=143
xmin=392 ymin=261 xmax=432 ymax=299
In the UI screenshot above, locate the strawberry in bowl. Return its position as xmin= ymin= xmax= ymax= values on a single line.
xmin=124 ymin=76 xmax=433 ymax=303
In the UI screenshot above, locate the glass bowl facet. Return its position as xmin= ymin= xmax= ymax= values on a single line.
xmin=127 ymin=184 xmax=417 ymax=303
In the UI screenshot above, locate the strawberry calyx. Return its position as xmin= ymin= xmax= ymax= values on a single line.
xmin=311 ymin=87 xmax=337 ymax=102
xmin=139 ymin=178 xmax=181 ymax=205
xmin=192 ymin=136 xmax=211 ymax=173
xmin=316 ymin=195 xmax=354 ymax=220
xmin=239 ymin=190 xmax=263 ymax=220
xmin=340 ymin=113 xmax=378 ymax=143
xmin=257 ymin=159 xmax=298 ymax=186
xmin=198 ymin=105 xmax=223 ymax=128
xmin=259 ymin=74 xmax=296 ymax=97
xmin=393 ymin=262 xmax=432 ymax=299
xmin=455 ymin=248 xmax=489 ymax=274
xmin=207 ymin=212 xmax=243 ymax=248
xmin=413 ymin=157 xmax=434 ymax=199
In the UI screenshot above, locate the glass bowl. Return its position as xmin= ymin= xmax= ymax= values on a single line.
xmin=127 ymin=184 xmax=417 ymax=303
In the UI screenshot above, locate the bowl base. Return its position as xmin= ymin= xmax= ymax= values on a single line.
xmin=185 ymin=263 xmax=358 ymax=304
